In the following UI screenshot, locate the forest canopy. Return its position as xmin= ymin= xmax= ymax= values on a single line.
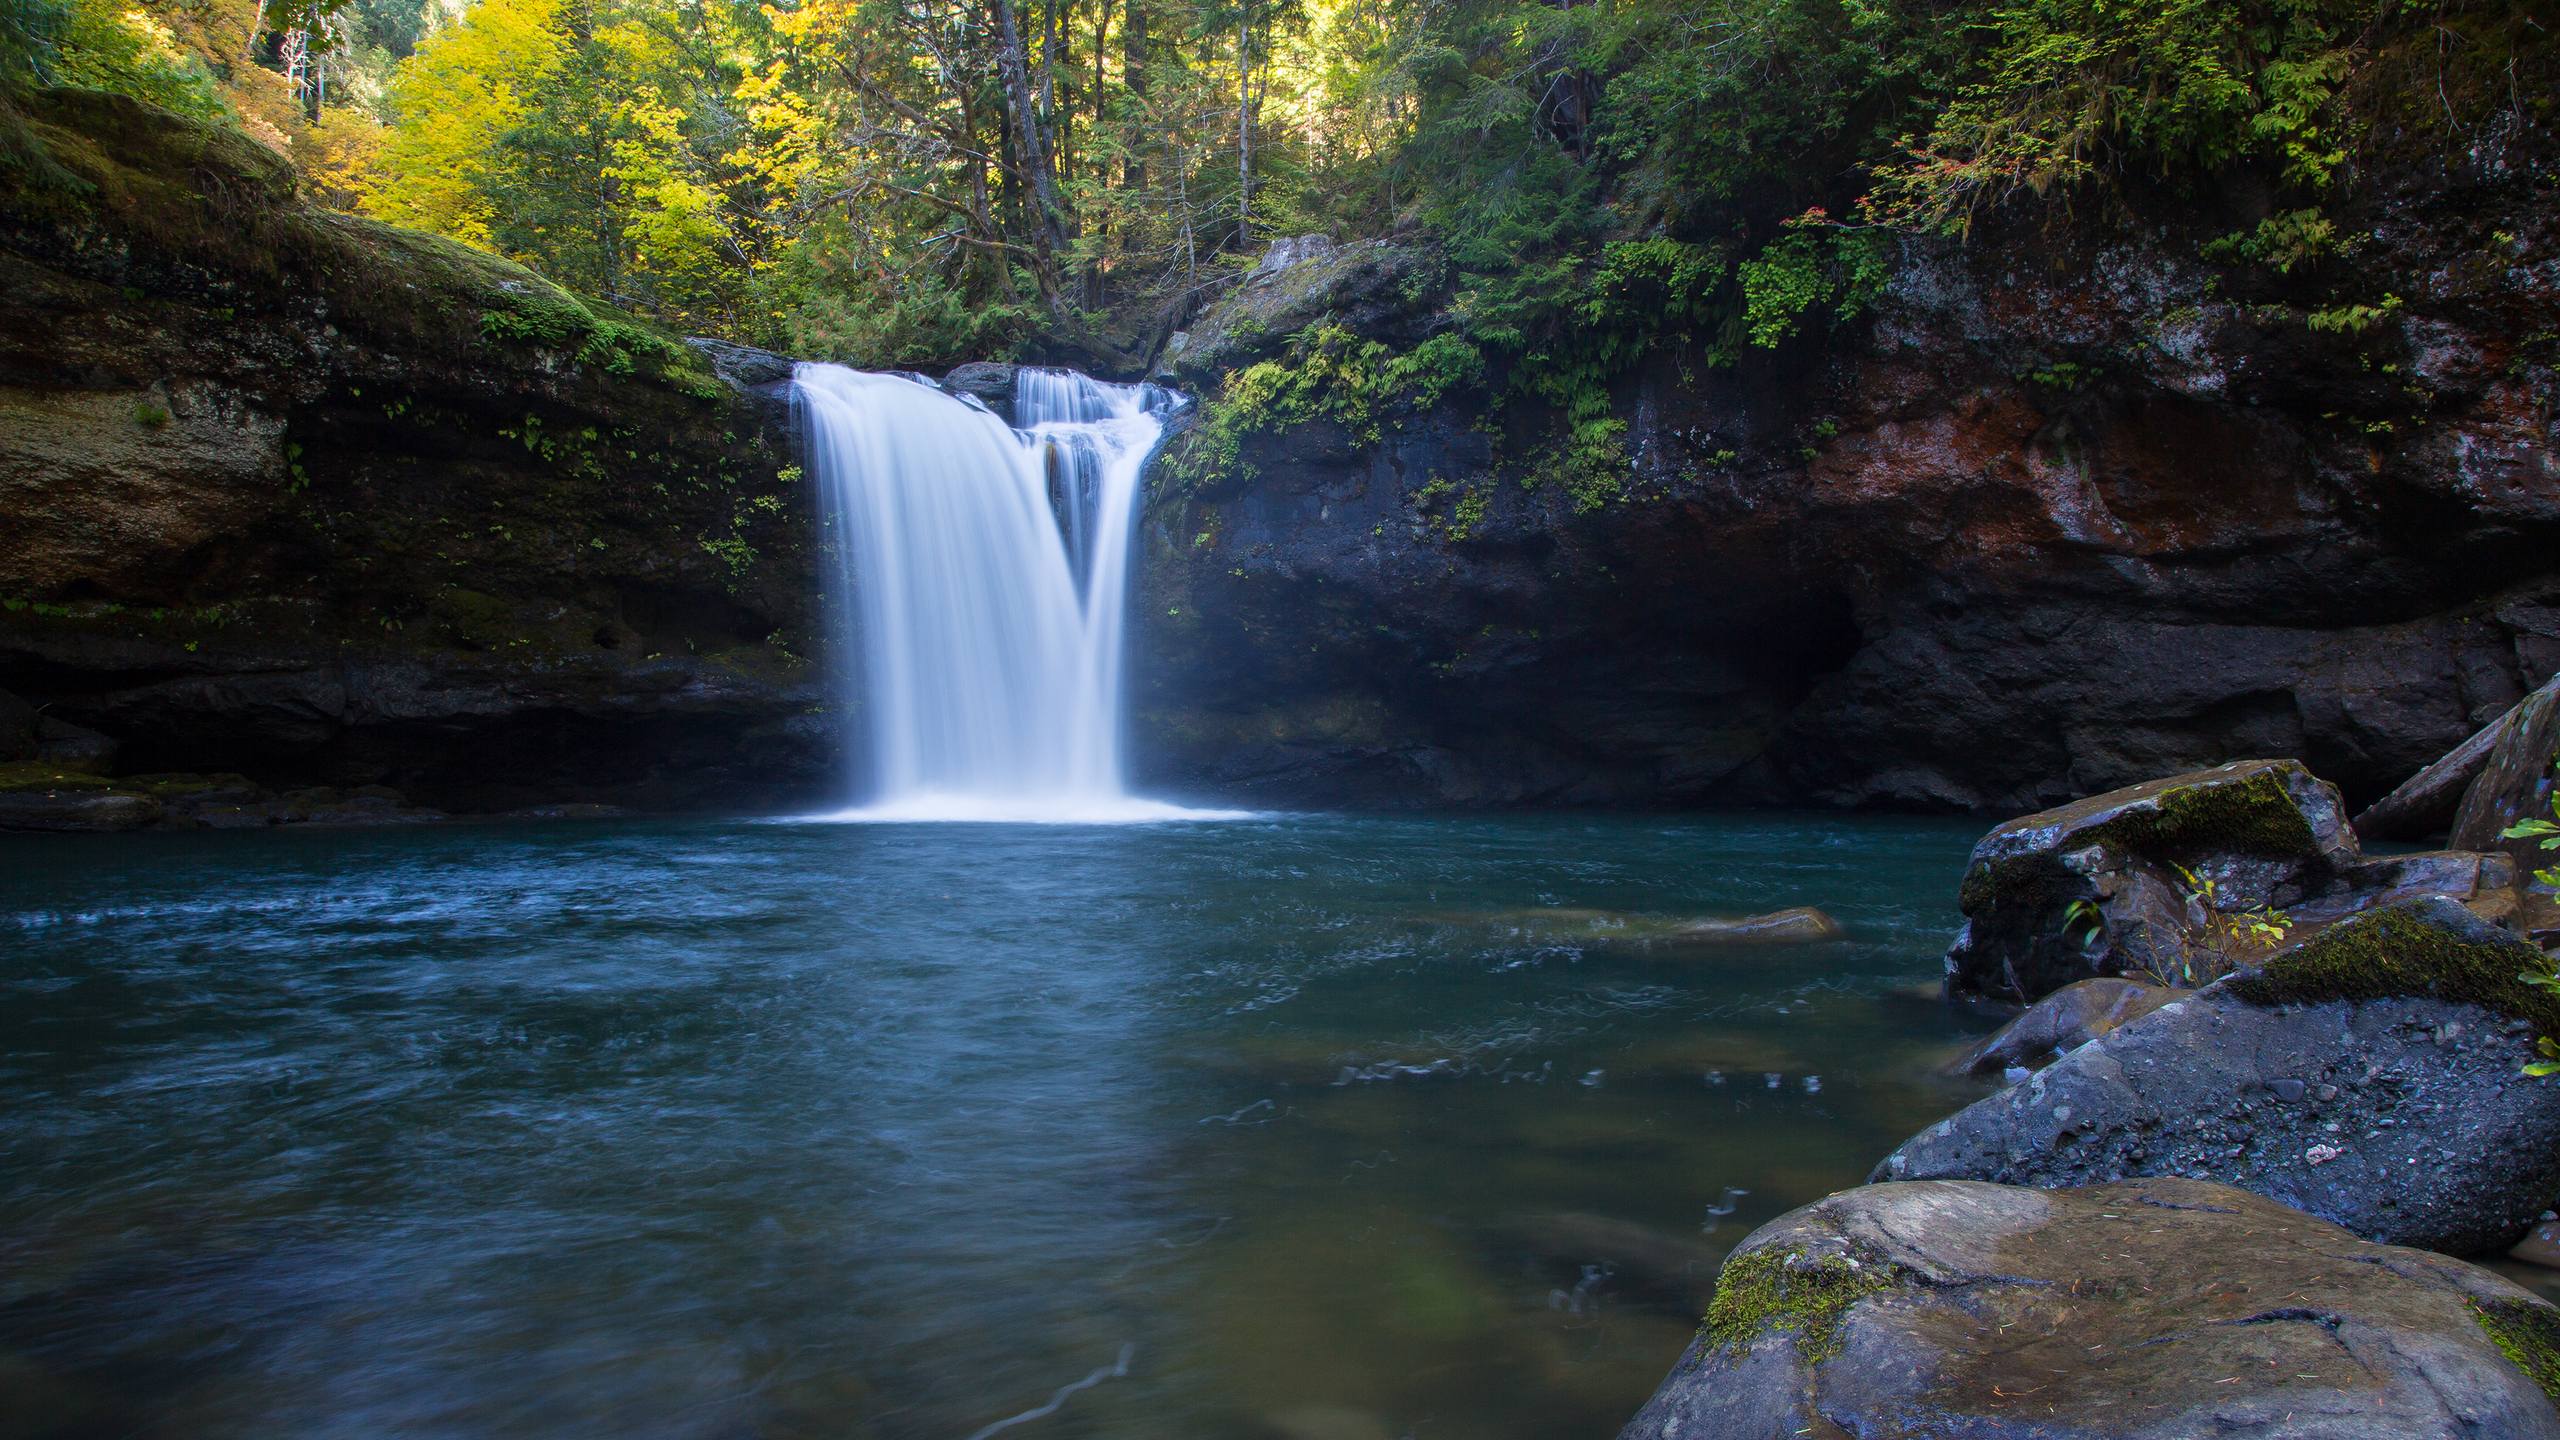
xmin=3 ymin=0 xmax=2549 ymax=372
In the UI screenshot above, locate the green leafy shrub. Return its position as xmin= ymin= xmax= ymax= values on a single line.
xmin=1738 ymin=218 xmax=1892 ymax=349
xmin=1863 ymin=0 xmax=2374 ymax=236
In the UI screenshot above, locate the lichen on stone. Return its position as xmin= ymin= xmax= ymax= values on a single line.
xmin=2470 ymin=1297 xmax=2560 ymax=1405
xmin=1701 ymin=1245 xmax=1898 ymax=1365
xmin=2226 ymin=900 xmax=2560 ymax=1035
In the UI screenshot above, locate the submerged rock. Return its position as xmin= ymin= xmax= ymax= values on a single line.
xmin=1617 ymin=1176 xmax=2560 ymax=1440
xmin=1495 ymin=1211 xmax=1724 ymax=1311
xmin=1257 ymin=1405 xmax=1397 ymax=1440
xmin=1453 ymin=906 xmax=1845 ymax=950
xmin=1667 ymin=908 xmax=1843 ymax=944
xmin=1880 ymin=900 xmax=2560 ymax=1255
xmin=1946 ymin=975 xmax=2178 ymax=1078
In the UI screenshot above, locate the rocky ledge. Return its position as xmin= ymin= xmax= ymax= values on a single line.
xmin=0 ymin=89 xmax=831 ymax=822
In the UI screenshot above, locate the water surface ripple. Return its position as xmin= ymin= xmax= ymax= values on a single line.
xmin=0 ymin=812 xmax=1995 ymax=1439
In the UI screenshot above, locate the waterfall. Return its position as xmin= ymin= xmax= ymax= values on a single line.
xmin=792 ymin=363 xmax=1225 ymax=822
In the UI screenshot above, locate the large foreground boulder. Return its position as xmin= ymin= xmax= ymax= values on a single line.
xmin=1618 ymin=1177 xmax=2560 ymax=1440
xmin=1880 ymin=899 xmax=2560 ymax=1255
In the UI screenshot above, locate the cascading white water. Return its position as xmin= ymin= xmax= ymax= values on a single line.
xmin=793 ymin=362 xmax=1227 ymax=822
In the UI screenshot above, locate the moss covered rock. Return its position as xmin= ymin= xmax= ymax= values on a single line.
xmin=1618 ymin=1177 xmax=2560 ymax=1440
xmin=1946 ymin=759 xmax=2362 ymax=1002
xmin=2230 ymin=895 xmax=2560 ymax=1036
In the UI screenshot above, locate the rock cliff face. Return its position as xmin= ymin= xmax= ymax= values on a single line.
xmin=1129 ymin=138 xmax=2560 ymax=812
xmin=0 ymin=90 xmax=831 ymax=813
xmin=10 ymin=89 xmax=2555 ymax=820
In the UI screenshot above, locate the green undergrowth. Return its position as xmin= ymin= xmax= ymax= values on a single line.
xmin=5 ymin=87 xmax=718 ymax=400
xmin=1162 ymin=323 xmax=1485 ymax=492
xmin=2471 ymin=1298 xmax=2560 ymax=1406
xmin=1701 ymin=1246 xmax=1899 ymax=1366
xmin=2227 ymin=902 xmax=2560 ymax=1036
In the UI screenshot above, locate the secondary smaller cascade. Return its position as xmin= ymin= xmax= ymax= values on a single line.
xmin=793 ymin=362 xmax=1230 ymax=822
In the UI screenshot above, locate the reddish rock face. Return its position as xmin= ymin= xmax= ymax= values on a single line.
xmin=1132 ymin=141 xmax=2560 ymax=813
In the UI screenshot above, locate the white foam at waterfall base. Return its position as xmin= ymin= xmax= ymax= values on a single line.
xmin=789 ymin=363 xmax=1252 ymax=825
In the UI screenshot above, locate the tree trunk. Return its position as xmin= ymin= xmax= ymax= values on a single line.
xmin=1236 ymin=9 xmax=1251 ymax=249
xmin=1083 ymin=0 xmax=1112 ymax=309
xmin=992 ymin=0 xmax=1070 ymax=304
xmin=1121 ymin=0 xmax=1147 ymax=192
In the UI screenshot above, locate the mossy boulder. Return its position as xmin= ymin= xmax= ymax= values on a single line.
xmin=1618 ymin=1177 xmax=2560 ymax=1440
xmin=1943 ymin=759 xmax=2524 ymax=1003
xmin=1881 ymin=899 xmax=2560 ymax=1256
xmin=2229 ymin=895 xmax=2560 ymax=1037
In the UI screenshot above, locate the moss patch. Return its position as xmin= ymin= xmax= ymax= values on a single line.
xmin=2472 ymin=1298 xmax=2560 ymax=1405
xmin=0 ymin=763 xmax=124 ymax=793
xmin=2227 ymin=901 xmax=2560 ymax=1035
xmin=1702 ymin=1246 xmax=1898 ymax=1365
xmin=2085 ymin=765 xmax=2323 ymax=859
